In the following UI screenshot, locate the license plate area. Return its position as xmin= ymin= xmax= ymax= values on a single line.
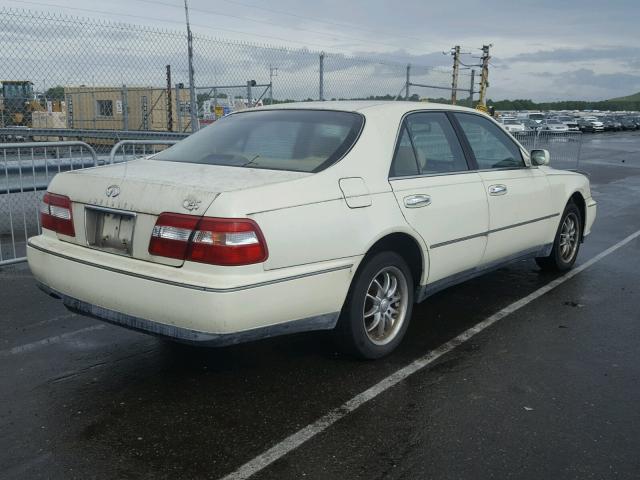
xmin=85 ymin=206 xmax=136 ymax=256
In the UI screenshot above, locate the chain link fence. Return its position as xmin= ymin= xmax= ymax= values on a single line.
xmin=0 ymin=7 xmax=456 ymax=142
xmin=0 ymin=7 xmax=459 ymax=264
xmin=515 ymin=131 xmax=583 ymax=170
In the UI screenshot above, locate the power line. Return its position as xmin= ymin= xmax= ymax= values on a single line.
xmin=215 ymin=0 xmax=434 ymax=44
xmin=4 ymin=0 xmax=343 ymax=49
xmin=129 ymin=0 xmax=429 ymax=51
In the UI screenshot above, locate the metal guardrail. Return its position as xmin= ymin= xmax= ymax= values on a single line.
xmin=514 ymin=131 xmax=583 ymax=169
xmin=0 ymin=127 xmax=190 ymax=142
xmin=1 ymin=141 xmax=98 ymax=266
xmin=109 ymin=140 xmax=179 ymax=164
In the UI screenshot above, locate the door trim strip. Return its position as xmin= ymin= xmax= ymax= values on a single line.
xmin=430 ymin=213 xmax=559 ymax=249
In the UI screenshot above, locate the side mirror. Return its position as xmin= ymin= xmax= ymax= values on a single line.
xmin=530 ymin=149 xmax=550 ymax=166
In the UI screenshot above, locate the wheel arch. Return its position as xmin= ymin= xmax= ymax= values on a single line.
xmin=569 ymin=191 xmax=586 ymax=241
xmin=359 ymin=231 xmax=427 ymax=289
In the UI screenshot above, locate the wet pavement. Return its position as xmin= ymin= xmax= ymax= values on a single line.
xmin=1 ymin=131 xmax=639 ymax=479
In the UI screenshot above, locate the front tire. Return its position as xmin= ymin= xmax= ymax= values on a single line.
xmin=337 ymin=251 xmax=414 ymax=359
xmin=536 ymin=202 xmax=582 ymax=272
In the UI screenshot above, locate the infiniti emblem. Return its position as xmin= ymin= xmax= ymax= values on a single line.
xmin=105 ymin=185 xmax=121 ymax=198
xmin=182 ymin=197 xmax=202 ymax=211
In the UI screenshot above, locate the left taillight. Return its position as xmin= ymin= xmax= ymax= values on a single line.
xmin=149 ymin=213 xmax=268 ymax=266
xmin=40 ymin=192 xmax=75 ymax=237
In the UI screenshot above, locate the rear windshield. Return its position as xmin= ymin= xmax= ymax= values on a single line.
xmin=153 ymin=109 xmax=364 ymax=173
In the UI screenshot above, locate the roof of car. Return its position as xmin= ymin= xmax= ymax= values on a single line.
xmin=254 ymin=100 xmax=482 ymax=115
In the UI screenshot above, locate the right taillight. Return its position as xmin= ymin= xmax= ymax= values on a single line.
xmin=40 ymin=192 xmax=75 ymax=237
xmin=149 ymin=213 xmax=268 ymax=266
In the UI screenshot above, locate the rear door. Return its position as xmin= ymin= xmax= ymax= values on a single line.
xmin=389 ymin=111 xmax=489 ymax=284
xmin=452 ymin=112 xmax=555 ymax=265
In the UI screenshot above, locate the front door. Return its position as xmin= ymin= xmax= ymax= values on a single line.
xmin=389 ymin=111 xmax=489 ymax=284
xmin=453 ymin=112 xmax=555 ymax=265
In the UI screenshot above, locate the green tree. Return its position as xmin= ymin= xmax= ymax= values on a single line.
xmin=45 ymin=85 xmax=65 ymax=100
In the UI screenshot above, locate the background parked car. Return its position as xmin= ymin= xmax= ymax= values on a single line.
xmin=583 ymin=117 xmax=605 ymax=132
xmin=501 ymin=118 xmax=526 ymax=134
xmin=554 ymin=115 xmax=580 ymax=131
xmin=621 ymin=117 xmax=638 ymax=130
xmin=602 ymin=117 xmax=623 ymax=131
xmin=540 ymin=119 xmax=569 ymax=133
xmin=578 ymin=118 xmax=596 ymax=133
xmin=521 ymin=119 xmax=542 ymax=131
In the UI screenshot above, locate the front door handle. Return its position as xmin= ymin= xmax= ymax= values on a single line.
xmin=488 ymin=184 xmax=507 ymax=196
xmin=404 ymin=194 xmax=431 ymax=208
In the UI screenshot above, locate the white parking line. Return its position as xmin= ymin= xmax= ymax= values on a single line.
xmin=220 ymin=229 xmax=640 ymax=480
xmin=0 ymin=324 xmax=106 ymax=357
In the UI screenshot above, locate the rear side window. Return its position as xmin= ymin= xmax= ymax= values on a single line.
xmin=390 ymin=126 xmax=420 ymax=177
xmin=390 ymin=111 xmax=468 ymax=177
xmin=454 ymin=113 xmax=525 ymax=169
xmin=153 ymin=109 xmax=364 ymax=173
xmin=406 ymin=112 xmax=468 ymax=174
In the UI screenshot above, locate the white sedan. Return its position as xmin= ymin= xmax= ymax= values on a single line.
xmin=541 ymin=119 xmax=570 ymax=133
xmin=501 ymin=118 xmax=526 ymax=133
xmin=28 ymin=102 xmax=597 ymax=359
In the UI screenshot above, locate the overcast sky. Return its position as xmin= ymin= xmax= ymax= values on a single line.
xmin=2 ymin=0 xmax=640 ymax=101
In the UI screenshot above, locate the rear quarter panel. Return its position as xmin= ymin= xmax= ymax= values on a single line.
xmin=202 ymin=106 xmax=429 ymax=276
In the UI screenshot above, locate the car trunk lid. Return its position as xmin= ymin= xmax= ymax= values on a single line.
xmin=49 ymin=158 xmax=310 ymax=266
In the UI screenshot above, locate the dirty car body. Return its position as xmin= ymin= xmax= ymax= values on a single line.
xmin=28 ymin=102 xmax=597 ymax=358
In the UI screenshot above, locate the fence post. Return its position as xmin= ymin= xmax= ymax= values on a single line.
xmin=91 ymin=86 xmax=97 ymax=129
xmin=213 ymin=87 xmax=218 ymax=119
xmin=319 ymin=52 xmax=325 ymax=101
xmin=246 ymin=81 xmax=253 ymax=108
xmin=175 ymin=84 xmax=182 ymax=133
xmin=121 ymin=84 xmax=129 ymax=131
xmin=166 ymin=65 xmax=173 ymax=132
xmin=405 ymin=64 xmax=411 ymax=100
xmin=66 ymin=94 xmax=73 ymax=128
xmin=141 ymin=95 xmax=149 ymax=130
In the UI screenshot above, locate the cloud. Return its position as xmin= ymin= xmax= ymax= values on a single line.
xmin=549 ymin=68 xmax=640 ymax=92
xmin=505 ymin=46 xmax=640 ymax=66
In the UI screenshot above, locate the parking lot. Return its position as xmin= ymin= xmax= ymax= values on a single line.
xmin=1 ymin=130 xmax=639 ymax=479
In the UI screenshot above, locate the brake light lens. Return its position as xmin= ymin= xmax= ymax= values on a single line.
xmin=149 ymin=213 xmax=199 ymax=260
xmin=149 ymin=213 xmax=268 ymax=266
xmin=40 ymin=193 xmax=75 ymax=237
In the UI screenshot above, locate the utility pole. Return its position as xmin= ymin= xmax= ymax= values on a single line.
xmin=184 ymin=0 xmax=198 ymax=132
xmin=468 ymin=69 xmax=475 ymax=104
xmin=477 ymin=44 xmax=491 ymax=109
xmin=450 ymin=45 xmax=461 ymax=105
xmin=269 ymin=65 xmax=278 ymax=105
xmin=405 ymin=64 xmax=411 ymax=100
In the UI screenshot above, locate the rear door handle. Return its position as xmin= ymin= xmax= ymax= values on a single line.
xmin=404 ymin=194 xmax=431 ymax=208
xmin=488 ymin=184 xmax=507 ymax=196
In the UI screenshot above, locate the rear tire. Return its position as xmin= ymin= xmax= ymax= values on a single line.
xmin=536 ymin=202 xmax=582 ymax=272
xmin=336 ymin=251 xmax=414 ymax=359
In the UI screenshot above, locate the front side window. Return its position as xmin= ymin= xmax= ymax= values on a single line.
xmin=454 ymin=113 xmax=525 ymax=170
xmin=97 ymin=100 xmax=113 ymax=117
xmin=154 ymin=109 xmax=363 ymax=173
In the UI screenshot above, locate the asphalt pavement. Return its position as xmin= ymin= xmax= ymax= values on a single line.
xmin=1 ymin=131 xmax=639 ymax=480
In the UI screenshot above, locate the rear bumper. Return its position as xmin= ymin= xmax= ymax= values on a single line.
xmin=37 ymin=282 xmax=338 ymax=346
xmin=27 ymin=235 xmax=355 ymax=344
